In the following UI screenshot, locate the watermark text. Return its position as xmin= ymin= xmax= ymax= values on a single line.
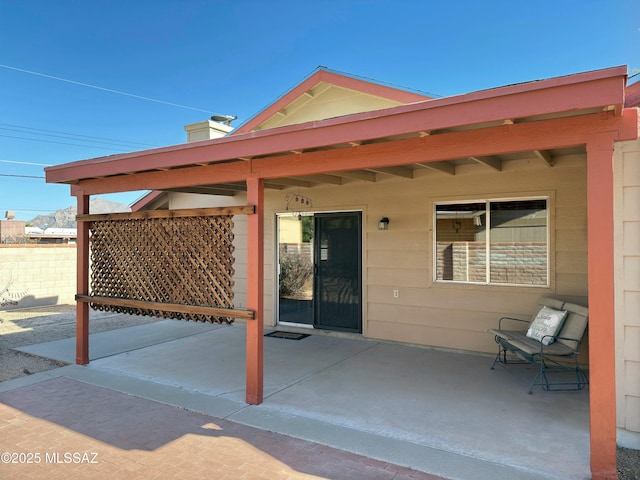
xmin=1 ymin=451 xmax=99 ymax=464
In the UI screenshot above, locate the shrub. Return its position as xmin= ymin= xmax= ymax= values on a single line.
xmin=279 ymin=254 xmax=312 ymax=297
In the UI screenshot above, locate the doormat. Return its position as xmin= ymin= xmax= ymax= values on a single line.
xmin=264 ymin=331 xmax=310 ymax=340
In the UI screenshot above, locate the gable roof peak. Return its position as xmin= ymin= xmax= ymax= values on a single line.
xmin=232 ymin=67 xmax=433 ymax=135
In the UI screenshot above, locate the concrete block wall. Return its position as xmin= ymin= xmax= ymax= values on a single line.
xmin=436 ymin=241 xmax=547 ymax=284
xmin=0 ymin=245 xmax=76 ymax=309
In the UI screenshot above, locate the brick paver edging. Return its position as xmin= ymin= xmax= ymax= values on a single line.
xmin=0 ymin=377 xmax=444 ymax=480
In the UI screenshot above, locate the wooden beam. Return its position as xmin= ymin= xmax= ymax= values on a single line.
xmin=469 ymin=155 xmax=502 ymax=171
xmin=76 ymin=194 xmax=90 ymax=365
xmin=76 ymin=205 xmax=255 ymax=223
xmin=265 ymin=178 xmax=317 ymax=188
xmin=72 ymin=161 xmax=251 ymax=196
xmin=76 ymin=295 xmax=254 ymax=320
xmin=292 ymin=174 xmax=343 ymax=185
xmin=165 ymin=182 xmax=248 ymax=194
xmin=416 ymin=161 xmax=455 ymax=175
xmin=164 ymin=186 xmax=238 ymax=196
xmin=366 ymin=166 xmax=414 ymax=178
xmin=534 ymin=149 xmax=554 ymax=167
xmin=198 ymin=182 xmax=247 ymax=191
xmin=270 ymin=83 xmax=332 ymax=129
xmin=310 ymin=82 xmax=332 ymax=98
xmin=327 ymin=170 xmax=377 ymax=182
xmin=246 ymin=177 xmax=264 ymax=405
xmin=586 ymin=137 xmax=618 ymax=480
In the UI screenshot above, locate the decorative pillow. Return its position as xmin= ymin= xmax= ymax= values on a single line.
xmin=526 ymin=306 xmax=568 ymax=345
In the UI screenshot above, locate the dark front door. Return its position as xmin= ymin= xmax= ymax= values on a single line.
xmin=314 ymin=212 xmax=362 ymax=333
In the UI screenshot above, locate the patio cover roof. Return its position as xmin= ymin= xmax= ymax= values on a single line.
xmin=45 ymin=65 xmax=630 ymax=193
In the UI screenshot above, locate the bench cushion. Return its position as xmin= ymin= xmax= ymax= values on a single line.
xmin=557 ymin=302 xmax=588 ymax=348
xmin=507 ymin=337 xmax=575 ymax=356
xmin=526 ymin=306 xmax=567 ymax=345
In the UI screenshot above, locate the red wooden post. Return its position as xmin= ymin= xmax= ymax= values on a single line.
xmin=586 ymin=137 xmax=618 ymax=480
xmin=246 ymin=177 xmax=264 ymax=404
xmin=76 ymin=194 xmax=90 ymax=365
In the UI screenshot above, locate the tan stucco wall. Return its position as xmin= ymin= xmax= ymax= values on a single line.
xmin=168 ymin=152 xmax=589 ymax=356
xmin=0 ymin=245 xmax=76 ymax=309
xmin=614 ymin=138 xmax=640 ymax=447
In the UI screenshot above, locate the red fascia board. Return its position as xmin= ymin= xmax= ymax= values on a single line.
xmin=626 ymin=80 xmax=640 ymax=108
xmin=451 ymin=65 xmax=626 ymax=107
xmin=45 ymin=66 xmax=627 ymax=185
xmin=232 ymin=69 xmax=431 ymax=135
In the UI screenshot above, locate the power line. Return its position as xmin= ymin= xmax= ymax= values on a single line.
xmin=0 ymin=133 xmax=130 ymax=152
xmin=0 ymin=160 xmax=52 ymax=167
xmin=0 ymin=63 xmax=216 ymax=114
xmin=0 ymin=126 xmax=153 ymax=149
xmin=0 ymin=208 xmax=56 ymax=213
xmin=0 ymin=123 xmax=158 ymax=149
xmin=0 ymin=173 xmax=45 ymax=179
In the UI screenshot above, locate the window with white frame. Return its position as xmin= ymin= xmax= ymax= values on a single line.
xmin=434 ymin=198 xmax=548 ymax=286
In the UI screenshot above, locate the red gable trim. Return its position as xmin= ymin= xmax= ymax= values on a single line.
xmin=131 ymin=190 xmax=165 ymax=211
xmin=232 ymin=69 xmax=431 ymax=135
xmin=626 ymin=79 xmax=640 ymax=108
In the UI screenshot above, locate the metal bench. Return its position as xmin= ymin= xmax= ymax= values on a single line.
xmin=488 ymin=297 xmax=589 ymax=394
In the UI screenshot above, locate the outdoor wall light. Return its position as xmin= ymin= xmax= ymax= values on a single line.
xmin=378 ymin=217 xmax=390 ymax=230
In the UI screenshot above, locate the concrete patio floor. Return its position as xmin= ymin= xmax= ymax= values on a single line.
xmin=8 ymin=319 xmax=590 ymax=480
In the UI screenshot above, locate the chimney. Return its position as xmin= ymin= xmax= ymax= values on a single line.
xmin=184 ymin=116 xmax=235 ymax=143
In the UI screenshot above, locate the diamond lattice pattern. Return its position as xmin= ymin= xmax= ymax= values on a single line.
xmin=89 ymin=215 xmax=235 ymax=324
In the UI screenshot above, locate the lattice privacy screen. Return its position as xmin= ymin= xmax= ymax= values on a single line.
xmin=89 ymin=215 xmax=236 ymax=324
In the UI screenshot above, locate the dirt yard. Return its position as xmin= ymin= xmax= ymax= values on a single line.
xmin=0 ymin=305 xmax=160 ymax=382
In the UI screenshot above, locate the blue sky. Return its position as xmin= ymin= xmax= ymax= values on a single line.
xmin=0 ymin=0 xmax=638 ymax=222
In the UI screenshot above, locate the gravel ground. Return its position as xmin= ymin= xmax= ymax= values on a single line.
xmin=0 ymin=304 xmax=638 ymax=479
xmin=0 ymin=304 xmax=160 ymax=382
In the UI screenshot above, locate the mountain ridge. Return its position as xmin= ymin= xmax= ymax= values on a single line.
xmin=27 ymin=198 xmax=131 ymax=229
